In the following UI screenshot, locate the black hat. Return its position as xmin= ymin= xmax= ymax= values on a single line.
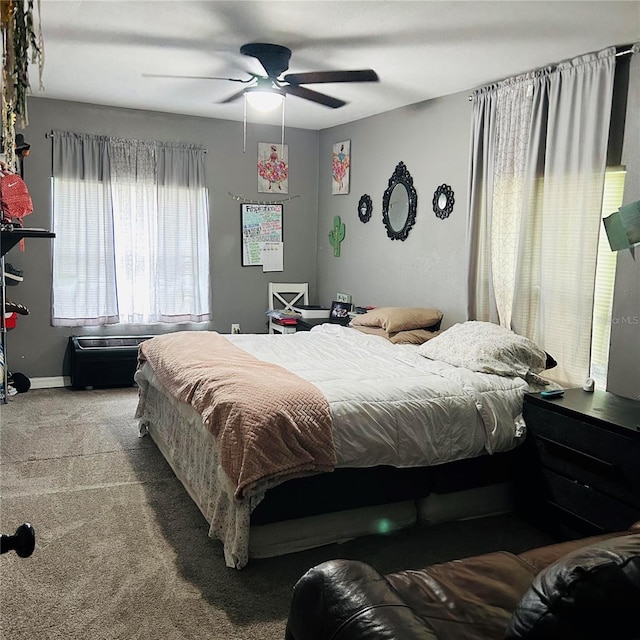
xmin=15 ymin=134 xmax=30 ymax=154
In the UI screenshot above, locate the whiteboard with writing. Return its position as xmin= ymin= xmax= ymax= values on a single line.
xmin=241 ymin=203 xmax=283 ymax=266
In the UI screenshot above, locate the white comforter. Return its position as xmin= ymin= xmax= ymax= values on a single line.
xmin=224 ymin=324 xmax=530 ymax=468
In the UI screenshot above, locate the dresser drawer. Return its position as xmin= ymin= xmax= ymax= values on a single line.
xmin=539 ymin=469 xmax=640 ymax=532
xmin=524 ymin=403 xmax=640 ymax=507
xmin=531 ymin=432 xmax=640 ymax=509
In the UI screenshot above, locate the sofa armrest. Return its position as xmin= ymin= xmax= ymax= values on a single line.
xmin=506 ymin=534 xmax=640 ymax=639
xmin=285 ymin=559 xmax=438 ymax=640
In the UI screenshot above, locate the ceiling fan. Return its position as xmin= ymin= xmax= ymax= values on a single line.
xmin=144 ymin=42 xmax=379 ymax=109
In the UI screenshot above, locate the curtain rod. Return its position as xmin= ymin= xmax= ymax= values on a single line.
xmin=468 ymin=43 xmax=639 ymax=101
xmin=44 ymin=131 xmax=207 ymax=152
xmin=616 ymin=43 xmax=640 ymax=57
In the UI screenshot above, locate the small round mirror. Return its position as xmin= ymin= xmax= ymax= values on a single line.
xmin=432 ymin=184 xmax=454 ymax=219
xmin=358 ymin=194 xmax=372 ymax=223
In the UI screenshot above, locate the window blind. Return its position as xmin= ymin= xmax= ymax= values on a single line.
xmin=590 ymin=166 xmax=626 ymax=388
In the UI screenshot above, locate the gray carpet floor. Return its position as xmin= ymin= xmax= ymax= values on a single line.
xmin=1 ymin=387 xmax=555 ymax=639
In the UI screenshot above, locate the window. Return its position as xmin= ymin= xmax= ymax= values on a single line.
xmin=467 ymin=48 xmax=617 ymax=388
xmin=487 ymin=167 xmax=624 ymax=388
xmin=51 ymin=133 xmax=210 ymax=326
xmin=590 ymin=167 xmax=626 ymax=387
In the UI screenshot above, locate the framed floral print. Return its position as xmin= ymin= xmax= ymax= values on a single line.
xmin=332 ymin=140 xmax=350 ymax=195
xmin=258 ymin=143 xmax=288 ymax=193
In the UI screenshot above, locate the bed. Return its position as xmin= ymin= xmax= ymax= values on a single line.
xmin=134 ymin=316 xmax=551 ymax=569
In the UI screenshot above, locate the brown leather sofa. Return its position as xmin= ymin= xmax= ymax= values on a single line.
xmin=285 ymin=524 xmax=640 ymax=640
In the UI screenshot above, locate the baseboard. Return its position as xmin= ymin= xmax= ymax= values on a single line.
xmin=29 ymin=376 xmax=70 ymax=389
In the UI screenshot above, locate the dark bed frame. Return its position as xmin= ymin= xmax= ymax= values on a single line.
xmin=250 ymin=449 xmax=519 ymax=526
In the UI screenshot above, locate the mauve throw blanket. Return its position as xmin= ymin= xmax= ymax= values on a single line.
xmin=138 ymin=331 xmax=336 ymax=499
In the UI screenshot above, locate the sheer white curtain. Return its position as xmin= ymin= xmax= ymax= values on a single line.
xmin=467 ymin=48 xmax=616 ymax=386
xmin=51 ymin=133 xmax=118 ymax=325
xmin=109 ymin=139 xmax=159 ymax=324
xmin=52 ymin=132 xmax=210 ymax=326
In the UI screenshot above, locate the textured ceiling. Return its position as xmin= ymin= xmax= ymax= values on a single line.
xmin=29 ymin=0 xmax=640 ymax=130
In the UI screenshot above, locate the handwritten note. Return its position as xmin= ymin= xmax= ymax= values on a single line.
xmin=262 ymin=242 xmax=283 ymax=272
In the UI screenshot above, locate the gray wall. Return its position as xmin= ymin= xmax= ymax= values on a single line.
xmin=8 ymin=98 xmax=319 ymax=378
xmin=318 ymin=76 xmax=639 ymax=399
xmin=608 ymin=52 xmax=640 ymax=400
xmin=8 ymin=61 xmax=639 ymax=397
xmin=316 ymin=92 xmax=471 ymax=326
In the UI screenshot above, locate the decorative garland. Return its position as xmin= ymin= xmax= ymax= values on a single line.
xmin=228 ymin=191 xmax=300 ymax=205
xmin=1 ymin=0 xmax=44 ymax=167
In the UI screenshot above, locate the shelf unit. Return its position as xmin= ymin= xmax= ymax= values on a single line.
xmin=1 ymin=227 xmax=55 ymax=403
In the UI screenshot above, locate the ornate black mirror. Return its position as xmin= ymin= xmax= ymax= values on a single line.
xmin=382 ymin=162 xmax=417 ymax=241
xmin=432 ymin=184 xmax=454 ymax=219
xmin=358 ymin=194 xmax=372 ymax=223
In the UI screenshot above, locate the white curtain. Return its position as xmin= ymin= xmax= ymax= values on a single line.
xmin=52 ymin=132 xmax=210 ymax=326
xmin=467 ymin=48 xmax=616 ymax=386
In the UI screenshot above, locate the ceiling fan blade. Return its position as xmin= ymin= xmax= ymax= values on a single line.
xmin=217 ymin=87 xmax=251 ymax=104
xmin=282 ymin=69 xmax=379 ymax=85
xmin=281 ymin=84 xmax=346 ymax=109
xmin=143 ymin=73 xmax=252 ymax=83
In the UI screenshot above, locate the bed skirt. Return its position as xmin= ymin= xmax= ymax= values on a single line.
xmin=136 ymin=372 xmax=515 ymax=568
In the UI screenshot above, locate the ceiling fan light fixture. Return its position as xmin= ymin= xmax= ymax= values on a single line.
xmin=245 ymin=88 xmax=284 ymax=112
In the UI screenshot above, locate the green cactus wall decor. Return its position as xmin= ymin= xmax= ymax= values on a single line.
xmin=329 ymin=215 xmax=345 ymax=257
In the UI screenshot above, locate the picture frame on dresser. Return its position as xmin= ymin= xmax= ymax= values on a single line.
xmin=329 ymin=300 xmax=351 ymax=319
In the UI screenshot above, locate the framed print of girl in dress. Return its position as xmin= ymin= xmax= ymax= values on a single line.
xmin=257 ymin=143 xmax=289 ymax=193
xmin=332 ymin=140 xmax=350 ymax=195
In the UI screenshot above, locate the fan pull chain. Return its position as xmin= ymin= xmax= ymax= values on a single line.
xmin=243 ymin=94 xmax=247 ymax=153
xmin=281 ymin=96 xmax=286 ymax=149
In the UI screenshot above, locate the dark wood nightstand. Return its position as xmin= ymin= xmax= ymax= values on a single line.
xmin=517 ymin=388 xmax=640 ymax=539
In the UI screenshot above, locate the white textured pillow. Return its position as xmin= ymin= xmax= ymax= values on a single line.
xmin=417 ymin=321 xmax=548 ymax=384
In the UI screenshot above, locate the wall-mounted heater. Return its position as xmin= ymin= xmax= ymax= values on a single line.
xmin=69 ymin=335 xmax=155 ymax=390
